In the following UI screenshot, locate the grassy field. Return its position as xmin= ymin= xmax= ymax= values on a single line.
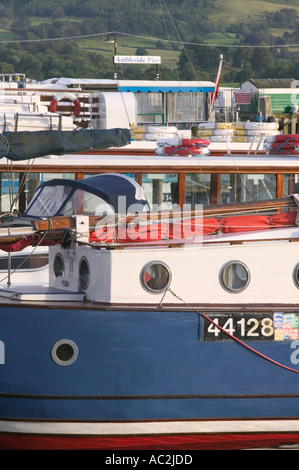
xmin=212 ymin=0 xmax=299 ymax=22
xmin=79 ymin=36 xmax=181 ymax=70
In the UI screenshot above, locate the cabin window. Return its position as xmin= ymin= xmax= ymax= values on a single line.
xmin=220 ymin=174 xmax=276 ymax=204
xmin=61 ymin=189 xmax=114 ymax=216
xmin=25 ymin=173 xmax=76 ymax=209
xmin=51 ymin=339 xmax=78 ymax=366
xmin=0 ymin=172 xmax=20 ymax=213
xmin=136 ymin=92 xmax=164 ymax=124
xmin=186 ymin=173 xmax=211 ymax=207
xmin=53 ymin=253 xmax=64 ymax=278
xmin=142 ymin=173 xmax=179 ymax=210
xmin=167 ymin=92 xmax=205 ymax=123
xmin=284 ymin=174 xmax=299 ymax=196
xmin=219 ymin=261 xmax=250 ymax=293
xmin=25 ymin=184 xmax=72 ymax=217
xmin=141 ymin=261 xmax=171 ymax=294
xmin=84 ymin=173 xmax=136 ymax=181
xmin=0 ymin=253 xmax=48 ymax=271
xmin=78 ymin=257 xmax=90 ymax=290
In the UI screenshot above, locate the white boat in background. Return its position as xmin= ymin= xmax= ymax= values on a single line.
xmin=0 ymin=73 xmax=281 ymax=156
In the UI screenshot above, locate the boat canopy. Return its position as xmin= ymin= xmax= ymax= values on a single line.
xmin=0 ymin=128 xmax=130 ymax=161
xmin=118 ymin=80 xmax=216 ymax=93
xmin=23 ymin=173 xmax=149 ymax=218
xmin=40 ymin=78 xmax=216 ymax=93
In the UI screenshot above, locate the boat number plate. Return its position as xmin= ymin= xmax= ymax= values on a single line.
xmin=203 ymin=312 xmax=299 ymax=342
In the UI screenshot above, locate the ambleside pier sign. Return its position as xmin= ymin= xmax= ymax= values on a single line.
xmin=114 ymin=56 xmax=161 ymax=64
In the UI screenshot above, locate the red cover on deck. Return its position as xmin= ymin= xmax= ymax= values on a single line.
xmin=221 ymin=215 xmax=272 ymax=233
xmin=90 ymin=223 xmax=169 ymax=243
xmin=271 ymin=211 xmax=297 ymax=227
xmin=169 ymin=218 xmax=221 ymax=238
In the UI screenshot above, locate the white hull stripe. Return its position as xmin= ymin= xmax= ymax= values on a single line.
xmin=1 ymin=419 xmax=299 ymax=436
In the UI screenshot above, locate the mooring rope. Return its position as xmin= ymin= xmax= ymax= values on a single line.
xmin=167 ymin=287 xmax=299 ymax=375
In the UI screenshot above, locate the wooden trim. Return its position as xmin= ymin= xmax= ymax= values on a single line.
xmin=276 ymin=173 xmax=284 ymax=198
xmin=179 ymin=173 xmax=185 ymax=208
xmin=30 ymin=196 xmax=295 ymax=231
xmin=0 ymin=162 xmax=296 ymax=175
xmin=211 ymin=174 xmax=220 ymax=205
xmin=135 ymin=174 xmax=142 ymax=187
xmin=1 ymin=296 xmax=299 ymax=312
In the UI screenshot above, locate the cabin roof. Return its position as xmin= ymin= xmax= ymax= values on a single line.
xmin=244 ymin=78 xmax=296 ymax=89
xmin=40 ymin=77 xmax=216 ymax=93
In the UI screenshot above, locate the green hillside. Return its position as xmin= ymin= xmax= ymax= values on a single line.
xmin=0 ymin=0 xmax=297 ymax=83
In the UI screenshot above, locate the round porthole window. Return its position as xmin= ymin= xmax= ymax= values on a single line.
xmin=79 ymin=257 xmax=90 ymax=290
xmin=53 ymin=253 xmax=64 ymax=277
xmin=293 ymin=263 xmax=299 ymax=288
xmin=141 ymin=261 xmax=171 ymax=294
xmin=51 ymin=339 xmax=78 ymax=366
xmin=220 ymin=260 xmax=250 ymax=293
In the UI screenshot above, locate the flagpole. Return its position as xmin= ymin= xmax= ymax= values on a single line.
xmin=211 ymin=54 xmax=223 ymax=107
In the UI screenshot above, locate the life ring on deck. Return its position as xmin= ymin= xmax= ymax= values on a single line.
xmin=49 ymin=92 xmax=81 ymax=120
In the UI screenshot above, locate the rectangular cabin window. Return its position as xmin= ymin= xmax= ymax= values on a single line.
xmin=62 ymin=189 xmax=114 ymax=216
xmin=25 ymin=173 xmax=76 ymax=210
xmin=185 ymin=173 xmax=211 ymax=208
xmin=25 ymin=185 xmax=73 ymax=217
xmin=0 ymin=253 xmax=48 ymax=271
xmin=0 ymin=172 xmax=20 ymax=213
xmin=167 ymin=92 xmax=205 ymax=123
xmin=283 ymin=174 xmax=299 ymax=197
xmin=84 ymin=173 xmax=136 ymax=181
xmin=136 ymin=93 xmax=164 ymax=124
xmin=142 ymin=173 xmax=179 ymax=210
xmin=220 ymin=174 xmax=277 ymax=204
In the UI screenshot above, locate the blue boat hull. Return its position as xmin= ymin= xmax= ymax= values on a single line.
xmin=1 ymin=304 xmax=299 ymax=449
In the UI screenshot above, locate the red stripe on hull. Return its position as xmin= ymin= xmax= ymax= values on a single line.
xmin=1 ymin=433 xmax=299 ymax=450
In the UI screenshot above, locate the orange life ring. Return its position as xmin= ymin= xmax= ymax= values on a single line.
xmin=49 ymin=92 xmax=80 ymax=120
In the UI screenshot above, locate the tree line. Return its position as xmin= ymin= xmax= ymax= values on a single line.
xmin=0 ymin=1 xmax=297 ymax=83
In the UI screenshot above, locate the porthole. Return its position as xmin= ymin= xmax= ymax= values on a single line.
xmin=140 ymin=261 xmax=171 ymax=294
xmin=79 ymin=257 xmax=90 ymax=290
xmin=51 ymin=339 xmax=78 ymax=366
xmin=293 ymin=263 xmax=299 ymax=288
xmin=219 ymin=260 xmax=250 ymax=293
xmin=53 ymin=253 xmax=64 ymax=277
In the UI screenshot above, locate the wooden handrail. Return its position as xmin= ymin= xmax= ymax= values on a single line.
xmin=31 ymin=196 xmax=297 ymax=232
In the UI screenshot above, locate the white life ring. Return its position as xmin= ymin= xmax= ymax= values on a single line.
xmin=144 ymin=132 xmax=177 ymax=141
xmin=155 ymin=145 xmax=210 ymax=157
xmin=232 ymin=121 xmax=279 ymax=131
xmin=146 ymin=125 xmax=178 ymax=134
xmin=156 ymin=137 xmax=210 ymax=147
xmin=49 ymin=92 xmax=80 ymax=120
xmin=198 ymin=122 xmax=232 ymax=130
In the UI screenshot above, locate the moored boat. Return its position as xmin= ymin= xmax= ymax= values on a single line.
xmin=1 ymin=130 xmax=299 ymax=449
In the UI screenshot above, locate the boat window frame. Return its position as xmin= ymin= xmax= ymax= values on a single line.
xmin=51 ymin=339 xmax=79 ymax=367
xmin=140 ymin=260 xmax=172 ymax=294
xmin=78 ymin=256 xmax=90 ymax=291
xmin=292 ymin=263 xmax=299 ymax=289
xmin=219 ymin=260 xmax=250 ymax=294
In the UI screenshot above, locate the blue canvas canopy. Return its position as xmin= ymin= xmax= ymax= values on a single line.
xmin=23 ymin=173 xmax=149 ymax=218
xmin=0 ymin=129 xmax=131 ymax=161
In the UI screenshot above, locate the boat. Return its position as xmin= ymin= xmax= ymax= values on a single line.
xmin=1 ymin=130 xmax=299 ymax=450
xmin=1 ymin=127 xmax=299 ymax=289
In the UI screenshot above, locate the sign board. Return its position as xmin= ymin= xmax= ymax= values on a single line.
xmin=114 ymin=56 xmax=161 ymax=64
xmin=235 ymin=91 xmax=251 ymax=104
